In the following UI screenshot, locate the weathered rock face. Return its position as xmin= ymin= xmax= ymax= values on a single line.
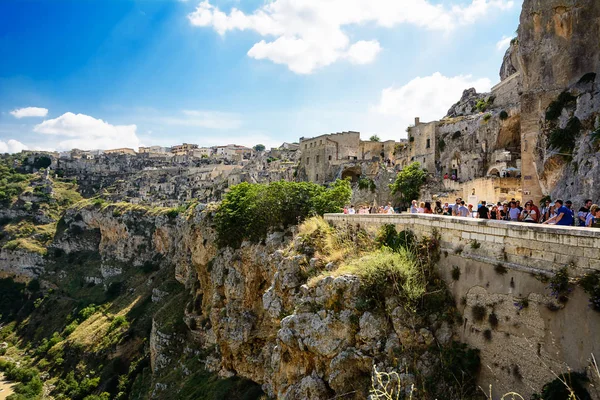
xmin=500 ymin=39 xmax=519 ymax=81
xmin=446 ymin=88 xmax=488 ymax=119
xmin=518 ymin=0 xmax=600 ymax=201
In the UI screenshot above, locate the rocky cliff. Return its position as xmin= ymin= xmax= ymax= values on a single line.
xmin=518 ymin=0 xmax=600 ymax=202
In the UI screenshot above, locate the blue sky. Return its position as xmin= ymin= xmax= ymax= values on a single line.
xmin=0 ymin=0 xmax=521 ymax=152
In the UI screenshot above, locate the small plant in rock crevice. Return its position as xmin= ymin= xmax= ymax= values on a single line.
xmin=494 ymin=263 xmax=508 ymax=275
xmin=579 ymin=271 xmax=600 ymax=312
xmin=471 ymin=304 xmax=487 ymax=322
xmin=548 ymin=266 xmax=572 ymax=303
xmin=470 ymin=240 xmax=481 ymax=250
xmin=514 ymin=298 xmax=529 ymax=310
xmin=451 ymin=266 xmax=461 ymax=281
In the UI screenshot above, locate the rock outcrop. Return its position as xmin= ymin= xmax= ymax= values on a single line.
xmin=518 ymin=0 xmax=600 ymax=201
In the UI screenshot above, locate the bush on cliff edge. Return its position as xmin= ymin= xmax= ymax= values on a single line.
xmin=214 ymin=180 xmax=351 ymax=248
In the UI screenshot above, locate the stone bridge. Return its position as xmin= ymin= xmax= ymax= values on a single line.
xmin=325 ymin=213 xmax=600 ymax=398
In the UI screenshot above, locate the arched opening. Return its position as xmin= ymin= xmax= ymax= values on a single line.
xmin=488 ymin=168 xmax=500 ymax=177
xmin=341 ymin=166 xmax=361 ymax=183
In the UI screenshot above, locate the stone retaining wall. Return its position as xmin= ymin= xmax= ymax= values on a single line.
xmin=325 ymin=213 xmax=600 ymax=398
xmin=325 ymin=213 xmax=600 ymax=276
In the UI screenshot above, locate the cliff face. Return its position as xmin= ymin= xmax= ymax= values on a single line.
xmin=518 ymin=0 xmax=600 ymax=201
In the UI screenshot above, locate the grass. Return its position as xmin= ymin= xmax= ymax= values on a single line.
xmin=309 ymin=247 xmax=426 ymax=310
xmin=298 ymin=216 xmax=374 ymax=265
xmin=2 ymin=238 xmax=47 ymax=255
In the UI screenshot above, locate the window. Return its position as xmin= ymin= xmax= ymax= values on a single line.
xmin=316 ymin=155 xmax=320 ymax=163
xmin=320 ymin=140 xmax=322 ymax=145
xmin=316 ymin=174 xmax=319 ymax=181
xmin=306 ymin=157 xmax=310 ymax=165
xmin=426 ymin=139 xmax=431 ymax=149
xmin=305 ymin=144 xmax=307 ymax=149
xmin=328 ymin=155 xmax=332 ymax=161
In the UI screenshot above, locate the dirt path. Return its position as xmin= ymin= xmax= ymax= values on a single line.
xmin=0 ymin=374 xmax=15 ymax=400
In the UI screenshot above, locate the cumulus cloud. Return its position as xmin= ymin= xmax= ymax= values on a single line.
xmin=496 ymin=35 xmax=513 ymax=51
xmin=372 ymin=72 xmax=492 ymax=131
xmin=188 ymin=0 xmax=514 ymax=73
xmin=0 ymin=139 xmax=28 ymax=154
xmin=33 ymin=112 xmax=141 ymax=151
xmin=10 ymin=107 xmax=48 ymax=118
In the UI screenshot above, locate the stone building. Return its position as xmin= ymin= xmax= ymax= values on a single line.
xmin=171 ymin=143 xmax=198 ymax=155
xmin=139 ymin=146 xmax=170 ymax=154
xmin=297 ymin=131 xmax=401 ymax=184
xmin=104 ymin=148 xmax=136 ymax=155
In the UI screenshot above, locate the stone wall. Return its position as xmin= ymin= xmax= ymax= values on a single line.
xmin=325 ymin=213 xmax=600 ymax=398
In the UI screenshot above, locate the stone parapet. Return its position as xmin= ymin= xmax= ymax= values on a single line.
xmin=324 ymin=213 xmax=600 ymax=275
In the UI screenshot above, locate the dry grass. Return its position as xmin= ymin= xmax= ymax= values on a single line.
xmin=298 ymin=216 xmax=374 ymax=266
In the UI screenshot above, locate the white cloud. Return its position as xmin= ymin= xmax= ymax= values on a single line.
xmin=496 ymin=35 xmax=513 ymax=51
xmin=10 ymin=107 xmax=49 ymax=119
xmin=372 ymin=72 xmax=492 ymax=131
xmin=188 ymin=0 xmax=514 ymax=73
xmin=33 ymin=112 xmax=140 ymax=151
xmin=0 ymin=139 xmax=28 ymax=154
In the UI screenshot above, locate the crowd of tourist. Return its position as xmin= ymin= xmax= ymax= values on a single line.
xmin=343 ymin=198 xmax=600 ymax=228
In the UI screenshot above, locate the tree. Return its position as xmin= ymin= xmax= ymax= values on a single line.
xmin=389 ymin=162 xmax=427 ymax=208
xmin=369 ymin=135 xmax=381 ymax=142
xmin=253 ymin=144 xmax=266 ymax=152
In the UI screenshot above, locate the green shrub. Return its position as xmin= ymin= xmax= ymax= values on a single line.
xmin=579 ymin=272 xmax=600 ymax=311
xmin=357 ymin=177 xmax=376 ymax=192
xmin=376 ymin=225 xmax=416 ymax=252
xmin=438 ymin=138 xmax=446 ymax=152
xmin=389 ymin=162 xmax=427 ymax=208
xmin=483 ymin=113 xmax=492 ymax=122
xmin=214 ymin=180 xmax=351 ymax=248
xmin=437 ymin=342 xmax=481 ymax=398
xmin=499 ymin=110 xmax=509 ymax=120
xmin=545 ymin=91 xmax=576 ymax=120
xmin=548 ymin=266 xmax=571 ymax=303
xmin=108 ymin=316 xmax=128 ymax=333
xmin=340 ymin=247 xmax=426 ymax=311
xmin=549 ymin=117 xmax=581 ymax=156
xmin=532 ymin=371 xmax=591 ymax=400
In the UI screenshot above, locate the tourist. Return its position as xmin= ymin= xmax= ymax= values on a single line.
xmin=529 ymin=200 xmax=541 ymax=223
xmin=444 ymin=173 xmax=449 ymax=180
xmin=452 ymin=198 xmax=461 ymax=216
xmin=578 ymin=199 xmax=593 ymax=227
xmin=435 ymin=201 xmax=443 ymax=215
xmin=543 ymin=199 xmax=574 ymax=226
xmin=590 ymin=206 xmax=600 ymax=228
xmin=424 ymin=202 xmax=433 ymax=214
xmin=343 ymin=206 xmax=349 ymax=214
xmin=545 ymin=203 xmax=558 ymax=223
xmin=490 ymin=205 xmax=500 ymax=220
xmin=443 ymin=205 xmax=450 ymax=215
xmin=458 ymin=201 xmax=470 ymax=217
xmin=586 ymin=204 xmax=599 ymax=227
xmin=418 ymin=202 xmax=425 ymax=213
xmin=467 ymin=204 xmax=474 ymax=217
xmin=565 ymin=200 xmax=575 ymax=225
xmin=516 ymin=200 xmax=523 ymax=212
xmin=508 ymin=201 xmax=520 ymax=221
xmin=410 ymin=200 xmax=418 ymax=214
xmin=348 ymin=205 xmax=356 ymax=215
xmin=540 ymin=200 xmax=551 ymax=223
xmin=384 ymin=202 xmax=394 ymax=214
xmin=519 ymin=203 xmax=537 ymax=223
xmin=477 ymin=201 xmax=490 ymax=219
